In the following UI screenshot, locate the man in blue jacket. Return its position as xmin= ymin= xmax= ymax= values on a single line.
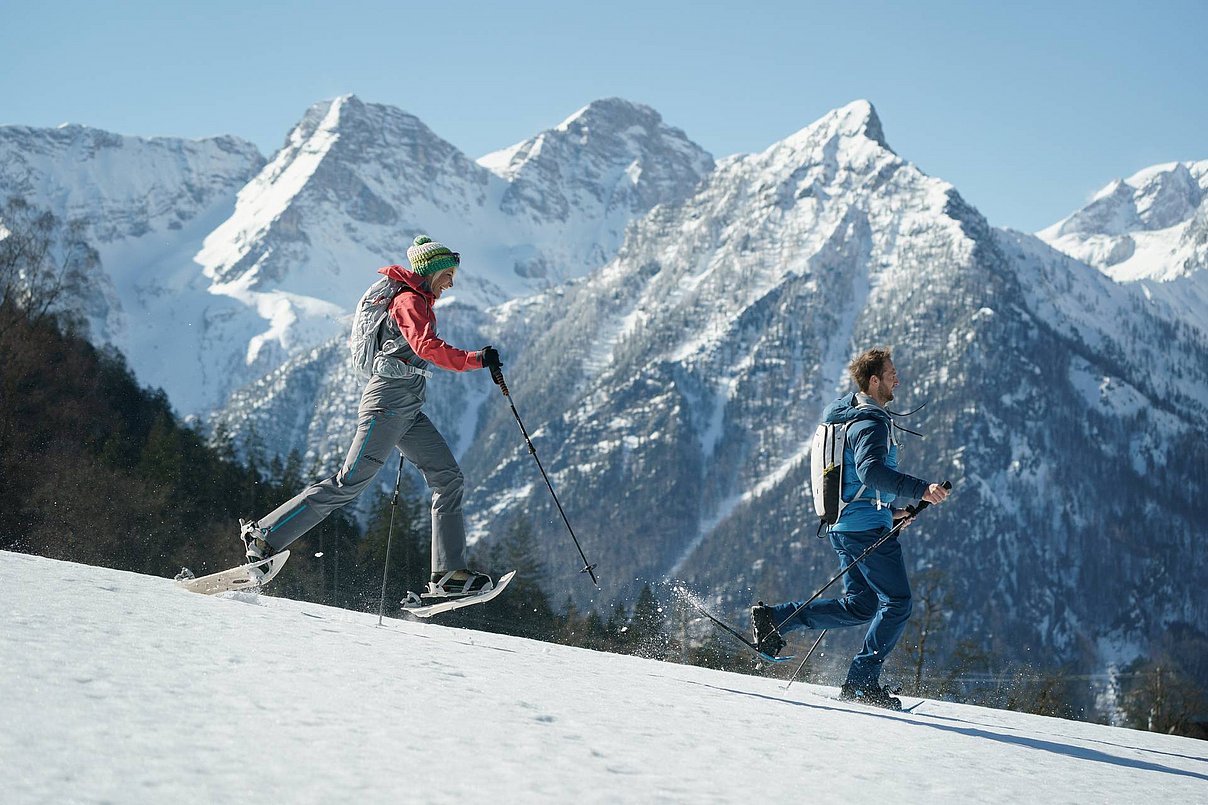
xmin=753 ymin=347 xmax=949 ymax=708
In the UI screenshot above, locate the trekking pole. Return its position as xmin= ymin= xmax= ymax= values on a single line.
xmin=377 ymin=453 xmax=406 ymax=625
xmin=775 ymin=481 xmax=951 ymax=634
xmin=492 ymin=368 xmax=599 ymax=587
xmin=783 ymin=630 xmax=828 ymax=691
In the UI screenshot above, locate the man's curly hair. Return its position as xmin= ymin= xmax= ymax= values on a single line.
xmin=849 ymin=347 xmax=893 ymax=393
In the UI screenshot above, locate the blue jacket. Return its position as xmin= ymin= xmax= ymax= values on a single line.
xmin=822 ymin=392 xmax=930 ymax=532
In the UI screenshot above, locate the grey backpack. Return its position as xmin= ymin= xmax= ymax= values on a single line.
xmin=348 ymin=276 xmax=405 ymax=376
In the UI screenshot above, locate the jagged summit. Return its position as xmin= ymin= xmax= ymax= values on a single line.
xmin=1046 ymin=160 xmax=1205 ymax=240
xmin=0 ymin=121 xmax=264 ymax=257
xmin=8 ymin=121 xmax=257 ymax=154
xmin=554 ymin=97 xmax=665 ymax=132
xmin=836 ymin=99 xmax=890 ymax=150
xmin=480 ymin=97 xmax=673 ymax=176
xmin=773 ymin=99 xmax=892 ymax=155
xmin=198 ymin=94 xmax=488 ymax=290
xmin=478 ymin=97 xmax=713 ymax=193
xmin=1039 ymin=158 xmax=1208 ymax=291
xmin=258 ymin=94 xmax=480 ymax=194
xmin=297 ymin=94 xmax=464 ymax=157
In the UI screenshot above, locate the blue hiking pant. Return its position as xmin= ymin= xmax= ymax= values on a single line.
xmin=770 ymin=527 xmax=912 ymax=688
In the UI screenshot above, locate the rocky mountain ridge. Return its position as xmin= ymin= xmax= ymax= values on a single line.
xmin=1 ymin=95 xmax=711 ymax=412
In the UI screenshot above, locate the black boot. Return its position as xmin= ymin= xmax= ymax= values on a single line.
xmin=839 ymin=682 xmax=903 ymax=711
xmin=427 ymin=569 xmax=494 ymax=598
xmin=750 ymin=602 xmax=786 ymax=656
xmin=239 ymin=519 xmax=276 ymax=563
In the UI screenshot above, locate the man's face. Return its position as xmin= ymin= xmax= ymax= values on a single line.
xmin=871 ymin=359 xmax=899 ymax=404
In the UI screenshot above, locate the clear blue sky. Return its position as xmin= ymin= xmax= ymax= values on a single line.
xmin=3 ymin=0 xmax=1205 ymax=232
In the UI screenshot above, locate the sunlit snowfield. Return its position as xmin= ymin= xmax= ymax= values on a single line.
xmin=3 ymin=550 xmax=1205 ymax=804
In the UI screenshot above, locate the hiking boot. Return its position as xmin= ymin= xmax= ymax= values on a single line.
xmin=751 ymin=601 xmax=786 ymax=656
xmin=427 ymin=569 xmax=494 ymax=599
xmin=239 ymin=519 xmax=276 ymax=565
xmin=839 ymin=682 xmax=903 ymax=711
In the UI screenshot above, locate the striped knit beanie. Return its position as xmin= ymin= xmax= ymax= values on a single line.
xmin=406 ymin=235 xmax=460 ymax=277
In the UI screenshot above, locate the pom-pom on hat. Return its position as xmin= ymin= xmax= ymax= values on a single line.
xmin=406 ymin=235 xmax=460 ymax=277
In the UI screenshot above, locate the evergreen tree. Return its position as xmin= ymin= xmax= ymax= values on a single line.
xmin=605 ymin=600 xmax=632 ymax=651
xmin=455 ymin=517 xmax=557 ymax=640
xmin=628 ymin=583 xmax=669 ymax=660
xmin=357 ymin=471 xmax=428 ymax=615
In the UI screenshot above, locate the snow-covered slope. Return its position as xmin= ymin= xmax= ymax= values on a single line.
xmin=0 ymin=123 xmax=266 ymax=410
xmin=194 ymin=94 xmax=712 ymax=398
xmin=1038 ymin=160 xmax=1208 ymax=334
xmin=4 ymin=550 xmax=1204 ymax=803
xmin=1 ymin=96 xmax=711 ymax=415
xmin=450 ymin=101 xmax=1208 ymax=678
xmin=479 ymin=97 xmax=715 ymax=280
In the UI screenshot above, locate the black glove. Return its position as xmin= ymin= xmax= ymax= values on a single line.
xmin=480 ymin=346 xmax=507 ymax=392
xmin=480 ymin=346 xmax=502 ymax=370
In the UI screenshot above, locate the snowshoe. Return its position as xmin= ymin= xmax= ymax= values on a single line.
xmin=839 ymin=682 xmax=903 ymax=711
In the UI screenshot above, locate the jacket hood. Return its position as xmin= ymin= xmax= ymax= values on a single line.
xmin=378 ymin=264 xmax=434 ymax=298
xmin=823 ymin=391 xmax=891 ymax=426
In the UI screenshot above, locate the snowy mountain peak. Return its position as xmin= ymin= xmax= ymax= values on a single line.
xmin=0 ymin=123 xmax=263 ymax=245
xmin=1127 ymin=161 xmax=1202 ymax=231
xmin=834 ymin=99 xmax=890 ymax=149
xmin=198 ymin=94 xmax=487 ymax=291
xmin=477 ymin=97 xmax=713 ymax=211
xmin=775 ymin=99 xmax=891 ymax=155
xmin=556 ymin=97 xmax=659 ymax=130
xmin=1039 ymin=158 xmax=1208 ymax=308
xmin=1045 ymin=160 xmax=1206 ymax=242
xmin=482 ymin=97 xmax=709 ymax=180
xmin=302 ymin=94 xmax=469 ymax=170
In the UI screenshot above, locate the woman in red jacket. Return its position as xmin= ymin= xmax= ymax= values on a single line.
xmin=239 ymin=235 xmax=502 ymax=598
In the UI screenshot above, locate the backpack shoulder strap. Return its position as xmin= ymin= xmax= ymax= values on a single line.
xmin=842 ymin=406 xmax=892 ymax=510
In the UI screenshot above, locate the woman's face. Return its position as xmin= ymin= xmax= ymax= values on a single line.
xmin=429 ymin=266 xmax=457 ymax=298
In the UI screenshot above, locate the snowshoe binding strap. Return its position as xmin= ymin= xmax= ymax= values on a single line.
xmin=426 ymin=570 xmax=494 ymax=599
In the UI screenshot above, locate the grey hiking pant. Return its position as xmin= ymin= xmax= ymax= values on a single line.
xmin=256 ymin=374 xmax=467 ymax=573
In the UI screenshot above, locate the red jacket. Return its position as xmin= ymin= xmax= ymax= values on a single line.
xmin=378 ymin=265 xmax=483 ymax=372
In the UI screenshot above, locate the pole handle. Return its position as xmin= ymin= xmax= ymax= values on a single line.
xmin=904 ymin=480 xmax=951 ymax=518
xmin=491 ymin=366 xmax=510 ymax=396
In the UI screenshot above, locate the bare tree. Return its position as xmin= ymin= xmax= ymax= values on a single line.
xmin=1120 ymin=658 xmax=1208 ymax=737
xmin=887 ymin=565 xmax=951 ymax=695
xmin=0 ymin=196 xmax=94 ymax=339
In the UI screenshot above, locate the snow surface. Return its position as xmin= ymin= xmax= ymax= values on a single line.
xmin=3 ymin=550 xmax=1206 ymax=803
